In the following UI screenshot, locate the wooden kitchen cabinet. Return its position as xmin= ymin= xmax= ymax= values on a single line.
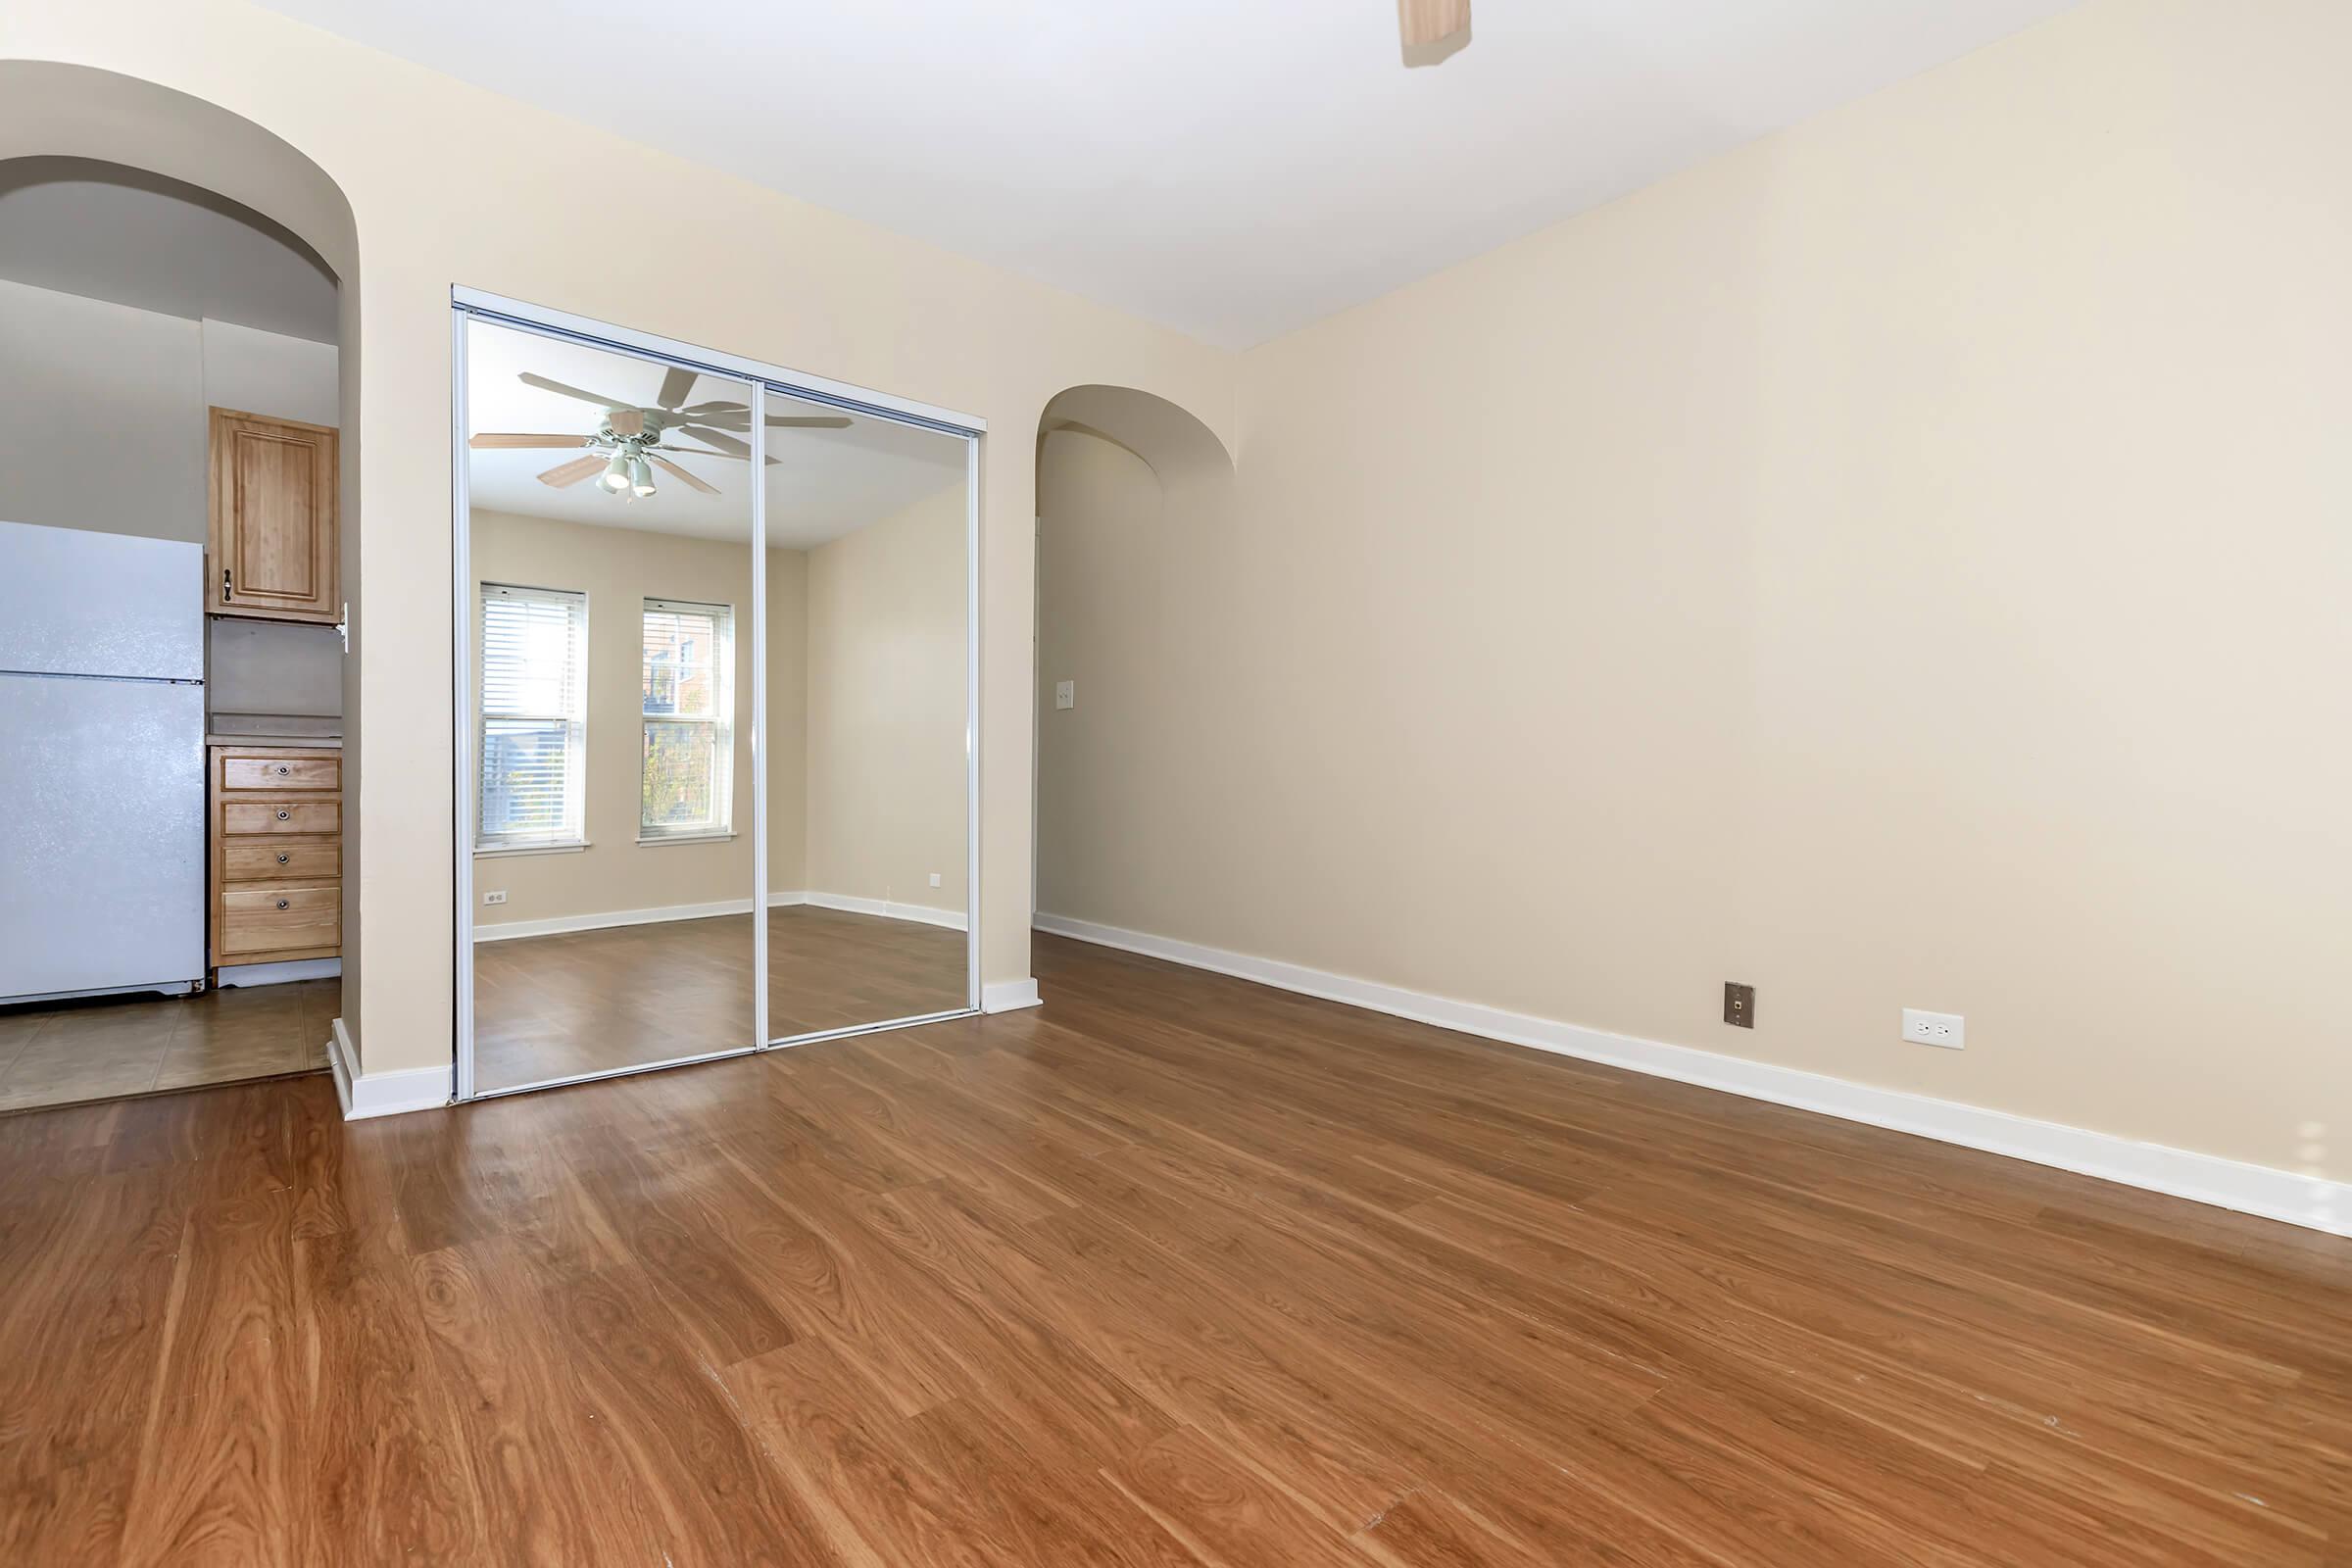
xmin=210 ymin=745 xmax=342 ymax=971
xmin=207 ymin=407 xmax=339 ymax=623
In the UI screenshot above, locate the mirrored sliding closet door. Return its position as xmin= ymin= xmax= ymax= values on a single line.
xmin=463 ymin=317 xmax=760 ymax=1094
xmin=763 ymin=390 xmax=974 ymax=1042
xmin=455 ymin=297 xmax=978 ymax=1100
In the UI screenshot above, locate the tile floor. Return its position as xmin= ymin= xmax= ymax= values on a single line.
xmin=0 ymin=979 xmax=334 ymax=1113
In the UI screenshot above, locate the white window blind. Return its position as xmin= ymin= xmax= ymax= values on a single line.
xmin=478 ymin=583 xmax=587 ymax=849
xmin=640 ymin=598 xmax=734 ymax=840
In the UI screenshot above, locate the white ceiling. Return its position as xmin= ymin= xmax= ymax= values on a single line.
xmin=0 ymin=157 xmax=339 ymax=342
xmin=259 ymin=0 xmax=2075 ymax=348
xmin=466 ymin=319 xmax=965 ymax=547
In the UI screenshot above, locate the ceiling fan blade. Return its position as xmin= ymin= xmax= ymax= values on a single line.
xmin=678 ymin=425 xmax=751 ymax=457
xmin=657 ymin=366 xmax=698 ymax=410
xmin=675 ymin=401 xmax=748 ymax=416
xmin=1397 ymin=0 xmax=1470 ymax=64
xmin=537 ymin=454 xmax=609 ymax=488
xmin=665 ymin=441 xmax=779 ymax=467
xmin=647 ymin=455 xmax=719 ymax=496
xmin=770 ymin=416 xmax=852 ymax=429
xmin=609 ymin=409 xmax=646 ymax=438
xmin=469 ymin=433 xmax=591 ymax=449
xmin=518 ymin=372 xmax=636 ymax=409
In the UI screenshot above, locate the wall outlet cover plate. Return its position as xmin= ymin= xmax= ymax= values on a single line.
xmin=1902 ymin=1007 xmax=1965 ymax=1049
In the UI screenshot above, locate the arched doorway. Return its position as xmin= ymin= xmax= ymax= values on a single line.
xmin=0 ymin=63 xmax=365 ymax=1107
xmin=1032 ymin=385 xmax=1238 ymax=943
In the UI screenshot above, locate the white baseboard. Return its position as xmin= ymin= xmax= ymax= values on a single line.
xmin=328 ymin=1017 xmax=450 ymax=1120
xmin=474 ymin=897 xmax=753 ymax=943
xmin=982 ymin=977 xmax=1043 ymax=1013
xmin=1034 ymin=913 xmax=2351 ymax=1239
xmin=794 ymin=890 xmax=970 ymax=932
xmin=217 ymin=957 xmax=341 ymax=987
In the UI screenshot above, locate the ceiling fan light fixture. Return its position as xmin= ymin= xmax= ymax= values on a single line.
xmin=598 ymin=452 xmax=631 ymax=492
xmin=628 ymin=456 xmax=656 ymax=498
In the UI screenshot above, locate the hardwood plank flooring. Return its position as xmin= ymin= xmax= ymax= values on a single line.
xmin=4 ymin=933 xmax=2348 ymax=1564
xmin=473 ymin=905 xmax=967 ymax=1090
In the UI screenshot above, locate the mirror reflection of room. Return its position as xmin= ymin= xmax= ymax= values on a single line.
xmin=466 ymin=319 xmax=758 ymax=1092
xmin=764 ymin=389 xmax=971 ymax=1042
xmin=464 ymin=318 xmax=972 ymax=1094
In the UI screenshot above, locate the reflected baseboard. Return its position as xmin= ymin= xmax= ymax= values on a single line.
xmin=474 ymin=898 xmax=755 ymax=943
xmin=473 ymin=893 xmax=971 ymax=944
xmin=781 ymin=890 xmax=969 ymax=932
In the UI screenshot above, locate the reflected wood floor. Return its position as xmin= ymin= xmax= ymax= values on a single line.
xmin=0 ymin=979 xmax=334 ymax=1114
xmin=5 ymin=934 xmax=2350 ymax=1564
xmin=474 ymin=905 xmax=967 ymax=1091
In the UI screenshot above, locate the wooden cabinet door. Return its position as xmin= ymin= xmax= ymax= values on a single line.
xmin=208 ymin=407 xmax=339 ymax=622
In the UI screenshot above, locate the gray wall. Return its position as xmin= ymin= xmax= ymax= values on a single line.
xmin=0 ymin=276 xmax=206 ymax=542
xmin=0 ymin=275 xmax=344 ymax=715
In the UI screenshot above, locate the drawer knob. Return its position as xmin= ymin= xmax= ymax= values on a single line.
xmin=274 ymin=764 xmax=290 ymax=776
xmin=275 ymin=808 xmax=291 ymax=821
xmin=275 ymin=852 xmax=290 ymax=864
xmin=275 ymin=899 xmax=290 ymax=910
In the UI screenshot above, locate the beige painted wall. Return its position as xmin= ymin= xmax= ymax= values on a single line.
xmin=765 ymin=546 xmax=809 ymax=899
xmin=3 ymin=0 xmax=1237 ymax=1075
xmin=806 ymin=483 xmax=969 ymax=917
xmin=1043 ymin=0 xmax=2352 ymax=1181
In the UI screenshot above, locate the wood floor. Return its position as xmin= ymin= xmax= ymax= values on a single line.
xmin=0 ymin=978 xmax=334 ymax=1113
xmin=5 ymin=934 xmax=2349 ymax=1565
xmin=474 ymin=905 xmax=967 ymax=1090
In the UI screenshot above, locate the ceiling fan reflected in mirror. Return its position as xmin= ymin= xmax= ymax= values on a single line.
xmin=1397 ymin=0 xmax=1470 ymax=67
xmin=467 ymin=365 xmax=850 ymax=500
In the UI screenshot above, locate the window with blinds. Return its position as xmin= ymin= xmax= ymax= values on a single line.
xmin=477 ymin=583 xmax=588 ymax=850
xmin=640 ymin=598 xmax=735 ymax=840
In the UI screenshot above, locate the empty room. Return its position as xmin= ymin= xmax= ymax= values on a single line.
xmin=1 ymin=2 xmax=2345 ymax=1564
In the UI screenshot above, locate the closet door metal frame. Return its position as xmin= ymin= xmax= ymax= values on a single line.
xmin=449 ymin=287 xmax=985 ymax=1102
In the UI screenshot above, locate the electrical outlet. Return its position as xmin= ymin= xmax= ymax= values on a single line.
xmin=482 ymin=891 xmax=508 ymax=906
xmin=1723 ymin=981 xmax=1755 ymax=1029
xmin=1902 ymin=1007 xmax=1965 ymax=1050
xmin=929 ymin=872 xmax=942 ymax=888
xmin=1054 ymin=679 xmax=1075 ymax=710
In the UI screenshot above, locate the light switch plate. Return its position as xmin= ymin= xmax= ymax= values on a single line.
xmin=1054 ymin=679 xmax=1075 ymax=710
xmin=929 ymin=872 xmax=942 ymax=887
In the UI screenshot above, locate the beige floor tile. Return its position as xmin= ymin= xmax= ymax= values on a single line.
xmin=0 ymin=1010 xmax=51 ymax=1076
xmin=0 ymin=1029 xmax=167 ymax=1111
xmin=152 ymin=1030 xmax=312 ymax=1091
xmin=168 ymin=1004 xmax=306 ymax=1055
xmin=0 ymin=979 xmax=337 ymax=1112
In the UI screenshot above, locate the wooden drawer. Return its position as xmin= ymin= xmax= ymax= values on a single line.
xmin=221 ymin=753 xmax=340 ymax=792
xmin=222 ymin=800 xmax=341 ymax=836
xmin=220 ymin=885 xmax=340 ymax=956
xmin=222 ymin=837 xmax=341 ymax=884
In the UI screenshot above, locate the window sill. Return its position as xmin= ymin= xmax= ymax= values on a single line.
xmin=475 ymin=839 xmax=590 ymax=858
xmin=637 ymin=830 xmax=737 ymax=848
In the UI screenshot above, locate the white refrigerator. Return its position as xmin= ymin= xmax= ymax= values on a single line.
xmin=0 ymin=520 xmax=208 ymax=1003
